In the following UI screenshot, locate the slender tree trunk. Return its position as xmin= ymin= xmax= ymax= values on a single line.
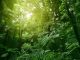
xmin=0 ymin=0 xmax=3 ymax=27
xmin=65 ymin=0 xmax=80 ymax=45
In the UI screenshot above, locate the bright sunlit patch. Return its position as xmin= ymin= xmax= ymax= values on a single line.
xmin=12 ymin=20 xmax=16 ymax=23
xmin=25 ymin=12 xmax=33 ymax=20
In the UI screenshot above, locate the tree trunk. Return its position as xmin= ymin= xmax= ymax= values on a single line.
xmin=65 ymin=0 xmax=80 ymax=45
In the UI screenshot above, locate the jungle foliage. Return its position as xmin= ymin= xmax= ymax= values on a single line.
xmin=0 ymin=0 xmax=80 ymax=60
